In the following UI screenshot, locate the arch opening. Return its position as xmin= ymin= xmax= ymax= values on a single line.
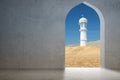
xmin=65 ymin=2 xmax=105 ymax=68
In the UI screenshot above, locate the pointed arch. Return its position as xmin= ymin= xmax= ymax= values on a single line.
xmin=65 ymin=1 xmax=105 ymax=68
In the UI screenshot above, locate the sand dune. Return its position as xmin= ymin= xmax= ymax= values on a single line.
xmin=87 ymin=40 xmax=100 ymax=46
xmin=65 ymin=41 xmax=100 ymax=67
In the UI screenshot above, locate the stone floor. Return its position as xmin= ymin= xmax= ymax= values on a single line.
xmin=0 ymin=68 xmax=120 ymax=80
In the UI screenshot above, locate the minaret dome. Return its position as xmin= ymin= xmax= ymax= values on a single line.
xmin=79 ymin=17 xmax=87 ymax=23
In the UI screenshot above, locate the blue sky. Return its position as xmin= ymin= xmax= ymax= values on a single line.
xmin=65 ymin=3 xmax=100 ymax=45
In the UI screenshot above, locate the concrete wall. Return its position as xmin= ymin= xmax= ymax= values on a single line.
xmin=0 ymin=0 xmax=120 ymax=69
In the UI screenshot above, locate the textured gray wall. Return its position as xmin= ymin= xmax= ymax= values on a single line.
xmin=0 ymin=0 xmax=65 ymax=69
xmin=0 ymin=0 xmax=120 ymax=69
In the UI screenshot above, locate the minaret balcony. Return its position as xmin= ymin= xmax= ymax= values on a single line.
xmin=79 ymin=28 xmax=87 ymax=31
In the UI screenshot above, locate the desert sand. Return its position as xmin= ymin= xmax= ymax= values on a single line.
xmin=65 ymin=41 xmax=100 ymax=67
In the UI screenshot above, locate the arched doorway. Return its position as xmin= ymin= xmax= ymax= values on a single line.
xmin=65 ymin=2 xmax=105 ymax=68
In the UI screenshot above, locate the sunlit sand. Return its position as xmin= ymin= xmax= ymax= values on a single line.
xmin=65 ymin=41 xmax=100 ymax=67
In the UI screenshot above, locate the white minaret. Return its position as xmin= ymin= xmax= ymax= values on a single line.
xmin=79 ymin=16 xmax=88 ymax=46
